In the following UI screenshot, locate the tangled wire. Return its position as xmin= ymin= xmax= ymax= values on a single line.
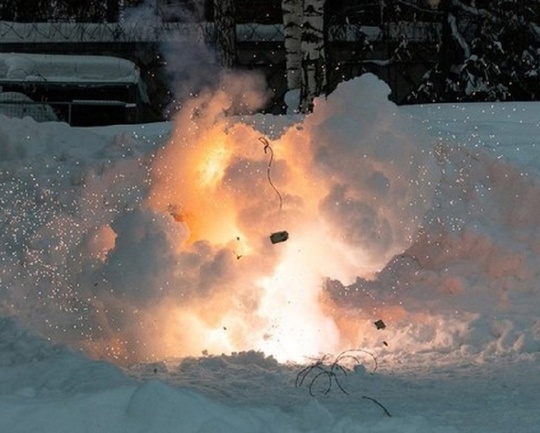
xmin=295 ymin=350 xmax=391 ymax=417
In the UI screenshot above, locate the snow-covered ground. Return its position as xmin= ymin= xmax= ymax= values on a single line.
xmin=1 ymin=74 xmax=539 ymax=432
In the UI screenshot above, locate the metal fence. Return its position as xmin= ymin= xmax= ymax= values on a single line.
xmin=0 ymin=21 xmax=212 ymax=43
xmin=0 ymin=19 xmax=440 ymax=44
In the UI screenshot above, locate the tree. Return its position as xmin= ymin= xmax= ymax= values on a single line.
xmin=282 ymin=0 xmax=327 ymax=113
xmin=0 ymin=0 xmax=51 ymax=21
xmin=213 ymin=0 xmax=237 ymax=68
xmin=408 ymin=0 xmax=540 ymax=103
xmin=0 ymin=0 xmax=121 ymax=22
xmin=300 ymin=0 xmax=327 ymax=112
xmin=282 ymin=0 xmax=303 ymax=96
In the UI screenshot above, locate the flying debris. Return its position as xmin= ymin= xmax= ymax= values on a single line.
xmin=270 ymin=231 xmax=289 ymax=244
xmin=374 ymin=319 xmax=386 ymax=330
xmin=233 ymin=236 xmax=243 ymax=259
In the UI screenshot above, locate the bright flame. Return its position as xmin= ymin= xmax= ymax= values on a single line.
xmin=149 ymin=122 xmax=242 ymax=246
xmin=137 ymin=74 xmax=439 ymax=364
xmin=8 ymin=72 xmax=521 ymax=368
xmin=144 ymin=116 xmax=378 ymax=363
xmin=254 ymin=243 xmax=341 ymax=363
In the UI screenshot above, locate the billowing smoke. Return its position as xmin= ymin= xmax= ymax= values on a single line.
xmin=0 ymin=72 xmax=442 ymax=364
xmin=4 ymin=72 xmax=540 ymax=365
xmin=302 ymin=75 xmax=439 ymax=272
xmin=137 ymin=73 xmax=440 ymax=362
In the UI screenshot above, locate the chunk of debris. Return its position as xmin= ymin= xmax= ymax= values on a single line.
xmin=270 ymin=231 xmax=289 ymax=244
xmin=374 ymin=319 xmax=386 ymax=330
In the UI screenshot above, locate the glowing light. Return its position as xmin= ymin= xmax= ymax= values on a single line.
xmin=199 ymin=142 xmax=229 ymax=187
xmin=138 ymin=89 xmax=437 ymax=364
xmin=148 ymin=122 xmax=243 ymax=246
xmin=1 ymin=75 xmax=444 ymax=367
xmin=253 ymin=243 xmax=341 ymax=363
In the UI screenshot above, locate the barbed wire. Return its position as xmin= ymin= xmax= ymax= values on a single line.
xmin=0 ymin=20 xmax=441 ymax=44
xmin=0 ymin=21 xmax=212 ymax=43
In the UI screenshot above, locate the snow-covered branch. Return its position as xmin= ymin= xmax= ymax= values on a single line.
xmin=450 ymin=0 xmax=496 ymax=20
xmin=448 ymin=13 xmax=470 ymax=58
xmin=530 ymin=22 xmax=540 ymax=41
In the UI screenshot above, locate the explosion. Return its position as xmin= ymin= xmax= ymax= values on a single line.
xmin=4 ymin=72 xmax=540 ymax=368
xmin=139 ymin=72 xmax=439 ymax=363
xmin=0 ymin=72 xmax=442 ymax=365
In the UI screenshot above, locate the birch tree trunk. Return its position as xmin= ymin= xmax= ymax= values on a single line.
xmin=300 ymin=0 xmax=326 ymax=113
xmin=214 ymin=0 xmax=237 ymax=68
xmin=282 ymin=0 xmax=303 ymax=90
xmin=282 ymin=0 xmax=326 ymax=113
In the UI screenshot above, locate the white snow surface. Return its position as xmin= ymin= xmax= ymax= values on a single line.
xmin=0 ymin=53 xmax=141 ymax=83
xmin=1 ymin=74 xmax=540 ymax=432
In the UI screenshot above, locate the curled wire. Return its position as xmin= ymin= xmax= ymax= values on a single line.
xmin=295 ymin=350 xmax=378 ymax=397
xmin=294 ymin=350 xmax=391 ymax=417
xmin=259 ymin=136 xmax=283 ymax=212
